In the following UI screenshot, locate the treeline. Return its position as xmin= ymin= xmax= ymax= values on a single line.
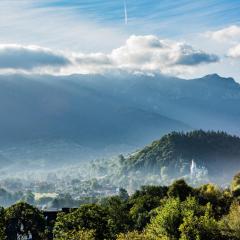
xmin=1 ymin=173 xmax=240 ymax=239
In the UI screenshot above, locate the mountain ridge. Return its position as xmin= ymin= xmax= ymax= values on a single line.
xmin=0 ymin=72 xmax=239 ymax=167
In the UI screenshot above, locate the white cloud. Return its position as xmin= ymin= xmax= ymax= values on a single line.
xmin=110 ymin=35 xmax=219 ymax=74
xmin=199 ymin=25 xmax=240 ymax=80
xmin=205 ymin=25 xmax=240 ymax=42
xmin=0 ymin=35 xmax=219 ymax=76
xmin=228 ymin=44 xmax=240 ymax=59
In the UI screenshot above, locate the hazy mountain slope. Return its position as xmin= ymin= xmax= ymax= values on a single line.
xmin=0 ymin=73 xmax=239 ymax=167
xmin=113 ymin=73 xmax=240 ymax=133
xmin=0 ymin=74 xmax=189 ymax=166
xmin=0 ymin=74 xmax=188 ymax=146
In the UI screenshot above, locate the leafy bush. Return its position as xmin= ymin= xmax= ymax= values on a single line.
xmin=53 ymin=204 xmax=110 ymax=240
xmin=117 ymin=231 xmax=148 ymax=240
xmin=146 ymin=197 xmax=222 ymax=240
xmin=54 ymin=229 xmax=95 ymax=240
xmin=5 ymin=202 xmax=46 ymax=240
xmin=220 ymin=201 xmax=240 ymax=239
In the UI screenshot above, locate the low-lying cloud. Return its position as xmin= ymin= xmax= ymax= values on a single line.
xmin=0 ymin=35 xmax=219 ymax=76
xmin=0 ymin=44 xmax=71 ymax=70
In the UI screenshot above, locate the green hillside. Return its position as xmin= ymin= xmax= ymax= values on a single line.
xmin=122 ymin=130 xmax=240 ymax=181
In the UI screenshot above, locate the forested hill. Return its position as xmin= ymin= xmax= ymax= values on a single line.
xmin=123 ymin=130 xmax=240 ymax=182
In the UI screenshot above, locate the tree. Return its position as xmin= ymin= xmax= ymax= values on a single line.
xmin=101 ymin=196 xmax=131 ymax=238
xmin=220 ymin=201 xmax=240 ymax=239
xmin=197 ymin=184 xmax=232 ymax=218
xmin=53 ymin=204 xmax=109 ymax=240
xmin=0 ymin=207 xmax=6 ymax=240
xmin=146 ymin=197 xmax=221 ymax=240
xmin=132 ymin=186 xmax=168 ymax=200
xmin=5 ymin=202 xmax=47 ymax=240
xmin=146 ymin=198 xmax=182 ymax=239
xmin=167 ymin=179 xmax=193 ymax=201
xmin=119 ymin=188 xmax=129 ymax=201
xmin=231 ymin=172 xmax=240 ymax=197
xmin=129 ymin=185 xmax=168 ymax=230
xmin=129 ymin=195 xmax=161 ymax=231
xmin=179 ymin=203 xmax=222 ymax=240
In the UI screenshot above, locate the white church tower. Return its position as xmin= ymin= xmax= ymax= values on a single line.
xmin=190 ymin=159 xmax=197 ymax=178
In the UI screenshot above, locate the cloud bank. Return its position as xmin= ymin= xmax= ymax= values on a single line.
xmin=0 ymin=35 xmax=219 ymax=76
xmin=0 ymin=44 xmax=70 ymax=70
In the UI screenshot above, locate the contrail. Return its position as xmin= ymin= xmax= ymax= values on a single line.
xmin=124 ymin=0 xmax=128 ymax=25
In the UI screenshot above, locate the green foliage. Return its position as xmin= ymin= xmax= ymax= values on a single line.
xmin=197 ymin=184 xmax=233 ymax=218
xmin=116 ymin=231 xmax=149 ymax=240
xmin=231 ymin=172 xmax=240 ymax=197
xmin=3 ymin=174 xmax=240 ymax=239
xmin=131 ymin=186 xmax=168 ymax=199
xmin=5 ymin=202 xmax=46 ymax=240
xmin=179 ymin=203 xmax=222 ymax=240
xmin=220 ymin=201 xmax=240 ymax=239
xmin=50 ymin=193 xmax=78 ymax=209
xmin=0 ymin=207 xmax=6 ymax=240
xmin=146 ymin=197 xmax=182 ymax=239
xmin=101 ymin=196 xmax=132 ymax=238
xmin=146 ymin=197 xmax=222 ymax=240
xmin=53 ymin=204 xmax=109 ymax=240
xmin=167 ymin=179 xmax=193 ymax=201
xmin=129 ymin=185 xmax=168 ymax=230
xmin=54 ymin=229 xmax=95 ymax=240
xmin=129 ymin=195 xmax=161 ymax=231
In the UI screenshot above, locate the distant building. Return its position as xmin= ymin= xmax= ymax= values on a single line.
xmin=190 ymin=159 xmax=197 ymax=178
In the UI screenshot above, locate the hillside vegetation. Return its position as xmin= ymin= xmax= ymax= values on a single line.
xmin=122 ymin=130 xmax=240 ymax=183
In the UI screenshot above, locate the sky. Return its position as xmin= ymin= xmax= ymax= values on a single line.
xmin=0 ymin=0 xmax=240 ymax=80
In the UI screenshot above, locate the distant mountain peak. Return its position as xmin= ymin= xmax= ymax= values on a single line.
xmin=198 ymin=73 xmax=237 ymax=86
xmin=205 ymin=73 xmax=221 ymax=78
xmin=204 ymin=73 xmax=233 ymax=80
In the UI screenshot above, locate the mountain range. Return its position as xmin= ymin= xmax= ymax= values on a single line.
xmin=0 ymin=73 xmax=239 ymax=168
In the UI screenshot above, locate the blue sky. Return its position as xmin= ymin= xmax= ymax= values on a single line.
xmin=0 ymin=0 xmax=240 ymax=79
xmin=37 ymin=0 xmax=240 ymax=37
